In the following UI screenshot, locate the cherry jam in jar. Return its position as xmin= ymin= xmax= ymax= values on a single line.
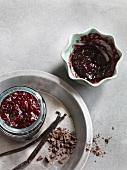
xmin=69 ymin=33 xmax=121 ymax=84
xmin=0 ymin=86 xmax=46 ymax=141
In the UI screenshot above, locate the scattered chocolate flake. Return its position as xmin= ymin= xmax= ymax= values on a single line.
xmin=45 ymin=155 xmax=51 ymax=163
xmin=104 ymin=137 xmax=112 ymax=144
xmin=112 ymin=127 xmax=114 ymax=130
xmin=91 ymin=145 xmax=103 ymax=157
xmin=50 ymin=153 xmax=56 ymax=158
xmin=46 ymin=127 xmax=77 ymax=164
xmin=56 ymin=140 xmax=60 ymax=149
xmin=86 ymin=134 xmax=112 ymax=159
xmin=58 ymin=156 xmax=67 ymax=164
xmin=86 ymin=144 xmax=91 ymax=152
xmin=105 ymin=139 xmax=109 ymax=144
xmin=36 ymin=155 xmax=43 ymax=161
xmin=97 ymin=134 xmax=100 ymax=138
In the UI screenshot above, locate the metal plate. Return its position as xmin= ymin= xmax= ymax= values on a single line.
xmin=0 ymin=70 xmax=93 ymax=170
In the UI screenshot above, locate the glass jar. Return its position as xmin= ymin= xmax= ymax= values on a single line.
xmin=0 ymin=86 xmax=46 ymax=142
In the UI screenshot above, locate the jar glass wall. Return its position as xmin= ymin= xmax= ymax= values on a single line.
xmin=0 ymin=86 xmax=46 ymax=142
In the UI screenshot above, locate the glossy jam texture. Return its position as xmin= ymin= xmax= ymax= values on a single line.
xmin=69 ymin=33 xmax=120 ymax=83
xmin=0 ymin=91 xmax=40 ymax=129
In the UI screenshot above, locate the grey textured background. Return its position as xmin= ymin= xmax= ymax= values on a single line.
xmin=0 ymin=0 xmax=127 ymax=170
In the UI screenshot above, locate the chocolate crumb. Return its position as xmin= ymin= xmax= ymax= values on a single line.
xmin=105 ymin=139 xmax=108 ymax=144
xmin=45 ymin=155 xmax=51 ymax=163
xmin=58 ymin=156 xmax=67 ymax=164
xmin=86 ymin=134 xmax=112 ymax=158
xmin=104 ymin=137 xmax=112 ymax=144
xmin=36 ymin=155 xmax=43 ymax=161
xmin=46 ymin=127 xmax=77 ymax=164
xmin=112 ymin=127 xmax=114 ymax=130
xmin=97 ymin=134 xmax=100 ymax=138
xmin=50 ymin=153 xmax=56 ymax=158
xmin=93 ymin=138 xmax=96 ymax=143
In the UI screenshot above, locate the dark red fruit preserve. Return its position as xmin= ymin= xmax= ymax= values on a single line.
xmin=0 ymin=91 xmax=40 ymax=129
xmin=69 ymin=33 xmax=120 ymax=83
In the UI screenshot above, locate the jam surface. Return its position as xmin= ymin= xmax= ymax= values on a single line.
xmin=69 ymin=33 xmax=120 ymax=83
xmin=0 ymin=91 xmax=40 ymax=129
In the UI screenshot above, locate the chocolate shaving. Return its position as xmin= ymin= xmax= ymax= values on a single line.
xmin=104 ymin=137 xmax=112 ymax=144
xmin=45 ymin=155 xmax=51 ymax=163
xmin=12 ymin=112 xmax=67 ymax=170
xmin=104 ymin=139 xmax=109 ymax=144
xmin=112 ymin=127 xmax=114 ymax=130
xmin=50 ymin=153 xmax=56 ymax=158
xmin=86 ymin=134 xmax=112 ymax=158
xmin=36 ymin=155 xmax=43 ymax=161
xmin=46 ymin=127 xmax=77 ymax=164
xmin=58 ymin=156 xmax=67 ymax=164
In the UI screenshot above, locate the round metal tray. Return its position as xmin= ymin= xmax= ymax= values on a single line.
xmin=0 ymin=70 xmax=93 ymax=170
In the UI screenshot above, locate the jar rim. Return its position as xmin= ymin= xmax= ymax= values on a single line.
xmin=0 ymin=86 xmax=46 ymax=134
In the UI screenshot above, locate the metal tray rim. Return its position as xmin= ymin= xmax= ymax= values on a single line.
xmin=0 ymin=70 xmax=93 ymax=170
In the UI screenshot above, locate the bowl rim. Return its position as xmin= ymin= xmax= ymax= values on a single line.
xmin=61 ymin=28 xmax=123 ymax=87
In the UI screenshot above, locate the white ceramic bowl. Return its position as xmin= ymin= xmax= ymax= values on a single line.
xmin=62 ymin=28 xmax=122 ymax=87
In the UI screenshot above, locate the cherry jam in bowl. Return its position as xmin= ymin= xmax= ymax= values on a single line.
xmin=0 ymin=86 xmax=46 ymax=141
xmin=62 ymin=28 xmax=122 ymax=87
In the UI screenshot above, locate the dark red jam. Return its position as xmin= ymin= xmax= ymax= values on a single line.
xmin=69 ymin=33 xmax=120 ymax=83
xmin=0 ymin=91 xmax=40 ymax=129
